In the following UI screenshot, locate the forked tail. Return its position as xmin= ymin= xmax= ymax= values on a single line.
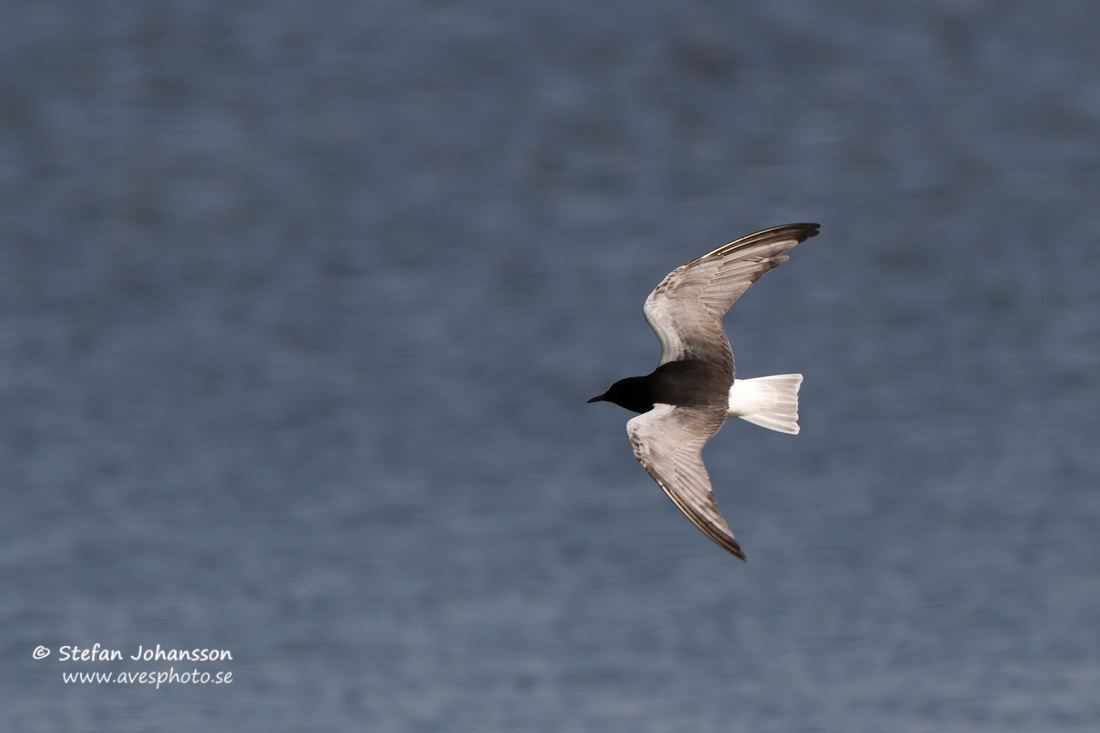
xmin=726 ymin=374 xmax=803 ymax=434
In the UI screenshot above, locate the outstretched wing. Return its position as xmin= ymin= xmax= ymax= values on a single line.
xmin=643 ymin=223 xmax=819 ymax=376
xmin=626 ymin=403 xmax=744 ymax=560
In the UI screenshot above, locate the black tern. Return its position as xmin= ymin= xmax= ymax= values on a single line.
xmin=588 ymin=223 xmax=820 ymax=560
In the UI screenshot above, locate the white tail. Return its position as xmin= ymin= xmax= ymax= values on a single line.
xmin=726 ymin=374 xmax=803 ymax=434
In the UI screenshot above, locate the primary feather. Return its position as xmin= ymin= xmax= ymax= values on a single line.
xmin=643 ymin=223 xmax=819 ymax=378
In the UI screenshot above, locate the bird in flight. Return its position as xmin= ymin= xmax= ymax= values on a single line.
xmin=587 ymin=223 xmax=819 ymax=560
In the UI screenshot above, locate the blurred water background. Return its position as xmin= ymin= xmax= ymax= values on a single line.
xmin=1 ymin=1 xmax=1098 ymax=730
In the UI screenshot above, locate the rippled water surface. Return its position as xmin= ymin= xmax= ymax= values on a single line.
xmin=2 ymin=2 xmax=1099 ymax=730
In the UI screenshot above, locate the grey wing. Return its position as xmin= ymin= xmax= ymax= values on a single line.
xmin=626 ymin=403 xmax=745 ymax=560
xmin=644 ymin=223 xmax=820 ymax=374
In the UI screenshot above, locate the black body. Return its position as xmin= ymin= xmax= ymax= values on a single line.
xmin=587 ymin=359 xmax=731 ymax=414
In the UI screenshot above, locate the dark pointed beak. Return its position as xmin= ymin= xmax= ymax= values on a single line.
xmin=586 ymin=393 xmax=605 ymax=403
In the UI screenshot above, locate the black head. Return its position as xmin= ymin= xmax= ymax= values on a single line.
xmin=586 ymin=376 xmax=654 ymax=414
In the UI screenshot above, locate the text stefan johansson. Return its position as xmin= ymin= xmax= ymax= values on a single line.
xmin=57 ymin=644 xmax=232 ymax=662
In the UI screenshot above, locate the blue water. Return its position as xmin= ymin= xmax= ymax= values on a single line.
xmin=2 ymin=2 xmax=1098 ymax=730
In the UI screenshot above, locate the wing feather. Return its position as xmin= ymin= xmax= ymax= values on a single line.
xmin=627 ymin=403 xmax=745 ymax=560
xmin=643 ymin=223 xmax=819 ymax=375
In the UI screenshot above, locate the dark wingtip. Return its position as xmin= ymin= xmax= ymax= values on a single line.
xmin=791 ymin=222 xmax=821 ymax=240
